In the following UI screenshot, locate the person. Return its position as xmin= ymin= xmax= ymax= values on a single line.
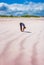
xmin=20 ymin=22 xmax=26 ymax=32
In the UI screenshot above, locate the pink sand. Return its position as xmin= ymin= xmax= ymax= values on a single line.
xmin=0 ymin=17 xmax=44 ymax=65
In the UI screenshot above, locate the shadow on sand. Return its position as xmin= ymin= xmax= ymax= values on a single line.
xmin=24 ymin=31 xmax=31 ymax=33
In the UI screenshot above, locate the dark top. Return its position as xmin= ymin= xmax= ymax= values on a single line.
xmin=20 ymin=23 xmax=25 ymax=27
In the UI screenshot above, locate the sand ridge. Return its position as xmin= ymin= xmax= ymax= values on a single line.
xmin=0 ymin=17 xmax=44 ymax=65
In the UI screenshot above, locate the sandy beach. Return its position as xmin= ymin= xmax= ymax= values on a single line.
xmin=0 ymin=17 xmax=44 ymax=65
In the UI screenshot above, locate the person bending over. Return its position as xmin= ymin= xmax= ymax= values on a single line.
xmin=20 ymin=22 xmax=26 ymax=32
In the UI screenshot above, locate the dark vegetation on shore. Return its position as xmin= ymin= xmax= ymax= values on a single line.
xmin=21 ymin=15 xmax=41 ymax=17
xmin=0 ymin=15 xmax=44 ymax=17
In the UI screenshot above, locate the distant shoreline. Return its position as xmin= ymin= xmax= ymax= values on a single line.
xmin=0 ymin=16 xmax=44 ymax=19
xmin=0 ymin=17 xmax=44 ymax=21
xmin=0 ymin=15 xmax=44 ymax=18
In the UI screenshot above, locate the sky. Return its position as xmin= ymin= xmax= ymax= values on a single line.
xmin=0 ymin=0 xmax=44 ymax=4
xmin=0 ymin=0 xmax=44 ymax=16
